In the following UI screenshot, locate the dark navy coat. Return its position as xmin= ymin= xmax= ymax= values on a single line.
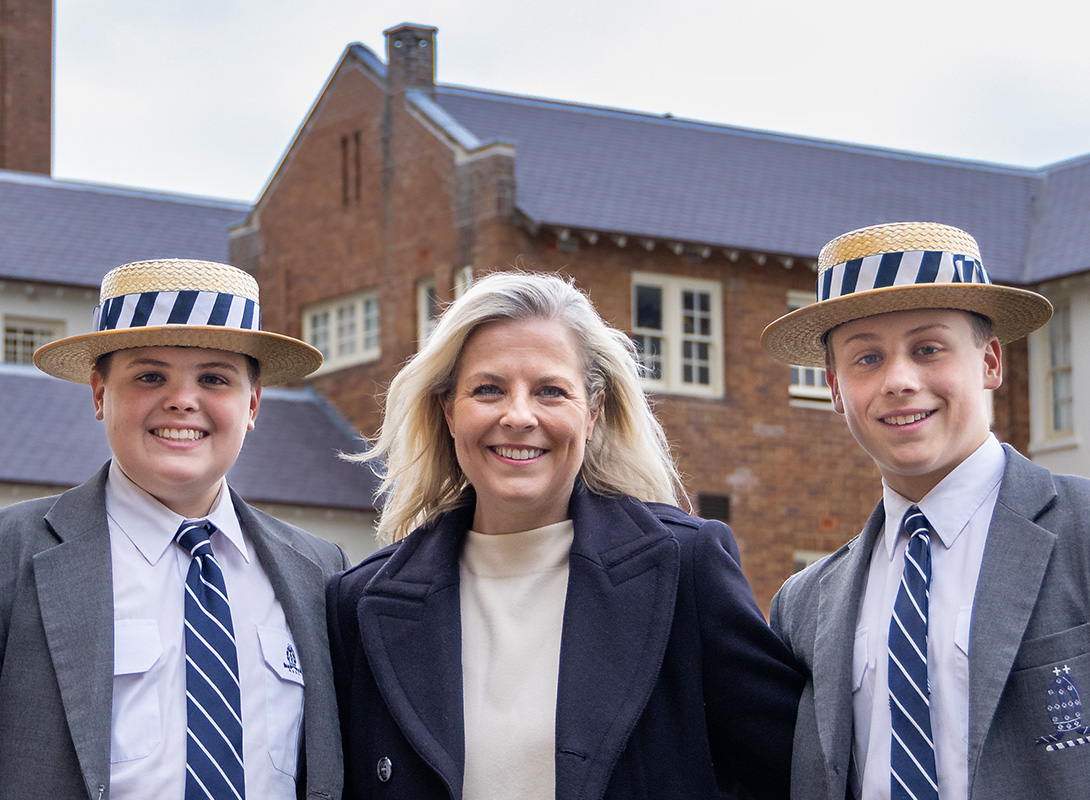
xmin=328 ymin=485 xmax=803 ymax=799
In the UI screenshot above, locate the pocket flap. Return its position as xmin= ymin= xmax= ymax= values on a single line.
xmin=114 ymin=619 xmax=162 ymax=676
xmin=257 ymin=626 xmax=305 ymax=686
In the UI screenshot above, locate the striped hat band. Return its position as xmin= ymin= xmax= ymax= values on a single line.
xmin=759 ymin=221 xmax=1053 ymax=367
xmin=94 ymin=289 xmax=261 ymax=334
xmin=819 ymin=249 xmax=990 ymax=303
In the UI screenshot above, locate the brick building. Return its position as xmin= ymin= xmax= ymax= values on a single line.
xmin=234 ymin=23 xmax=1052 ymax=609
xmin=0 ymin=0 xmax=51 ymax=174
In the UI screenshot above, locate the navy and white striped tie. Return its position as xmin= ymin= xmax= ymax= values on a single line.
xmin=176 ymin=520 xmax=246 ymax=800
xmin=889 ymin=506 xmax=938 ymax=800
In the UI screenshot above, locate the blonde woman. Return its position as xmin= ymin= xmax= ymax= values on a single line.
xmin=329 ymin=271 xmax=802 ymax=799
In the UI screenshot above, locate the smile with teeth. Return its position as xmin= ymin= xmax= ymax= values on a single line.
xmin=883 ymin=411 xmax=933 ymax=426
xmin=152 ymin=427 xmax=207 ymax=441
xmin=492 ymin=445 xmax=545 ymax=461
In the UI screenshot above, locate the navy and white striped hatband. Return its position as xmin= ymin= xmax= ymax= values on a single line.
xmin=33 ymin=259 xmax=322 ymax=386
xmin=761 ymin=221 xmax=1053 ymax=367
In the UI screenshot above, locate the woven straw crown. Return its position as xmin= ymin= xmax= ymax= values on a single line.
xmin=33 ymin=259 xmax=322 ymax=385
xmin=761 ymin=221 xmax=1053 ymax=367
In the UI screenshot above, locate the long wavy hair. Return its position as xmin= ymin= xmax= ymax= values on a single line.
xmin=351 ymin=271 xmax=685 ymax=544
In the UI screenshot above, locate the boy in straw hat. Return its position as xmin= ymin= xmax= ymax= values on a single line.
xmin=0 ymin=259 xmax=348 ymax=799
xmin=762 ymin=221 xmax=1090 ymax=799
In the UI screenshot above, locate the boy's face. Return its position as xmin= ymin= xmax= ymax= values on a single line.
xmin=91 ymin=346 xmax=260 ymax=518
xmin=825 ymin=308 xmax=1002 ymax=502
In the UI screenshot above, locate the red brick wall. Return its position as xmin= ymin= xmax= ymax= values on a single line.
xmin=0 ymin=0 xmax=52 ymax=174
xmin=242 ymin=49 xmax=1034 ymax=614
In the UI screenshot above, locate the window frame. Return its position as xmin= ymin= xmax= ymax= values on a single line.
xmin=786 ymin=290 xmax=832 ymax=406
xmin=1046 ymin=301 xmax=1074 ymax=436
xmin=302 ymin=290 xmax=380 ymax=374
xmin=631 ymin=272 xmax=723 ymax=398
xmin=4 ymin=315 xmax=65 ymax=364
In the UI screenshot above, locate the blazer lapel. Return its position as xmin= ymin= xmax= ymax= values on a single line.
xmin=967 ymin=447 xmax=1057 ymax=784
xmin=357 ymin=507 xmax=470 ymax=799
xmin=812 ymin=505 xmax=883 ymax=790
xmin=234 ymin=495 xmax=342 ymax=797
xmin=554 ymin=488 xmax=679 ymax=800
xmin=36 ymin=465 xmax=114 ymax=798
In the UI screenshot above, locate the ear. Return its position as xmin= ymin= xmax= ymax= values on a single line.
xmin=585 ymin=390 xmax=603 ymax=439
xmin=438 ymin=393 xmax=455 ymax=434
xmin=90 ymin=370 xmax=106 ymax=421
xmin=982 ymin=336 xmax=1003 ymax=391
xmin=247 ymin=381 xmax=262 ymax=432
xmin=826 ymin=366 xmax=845 ymax=415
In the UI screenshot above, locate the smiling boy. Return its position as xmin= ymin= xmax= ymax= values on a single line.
xmin=762 ymin=222 xmax=1090 ymax=799
xmin=0 ymin=259 xmax=348 ymax=800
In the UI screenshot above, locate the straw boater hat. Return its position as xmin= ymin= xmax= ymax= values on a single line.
xmin=760 ymin=221 xmax=1053 ymax=367
xmin=33 ymin=259 xmax=323 ymax=385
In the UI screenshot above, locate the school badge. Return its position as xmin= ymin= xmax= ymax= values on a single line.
xmin=1034 ymin=664 xmax=1090 ymax=751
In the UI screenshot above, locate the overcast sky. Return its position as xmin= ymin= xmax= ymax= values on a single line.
xmin=51 ymin=0 xmax=1090 ymax=204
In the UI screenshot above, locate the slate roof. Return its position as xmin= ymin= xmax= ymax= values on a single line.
xmin=429 ymin=86 xmax=1068 ymax=285
xmin=0 ymin=170 xmax=248 ymax=288
xmin=0 ymin=365 xmax=377 ymax=510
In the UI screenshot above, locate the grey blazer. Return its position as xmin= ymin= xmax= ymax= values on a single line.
xmin=0 ymin=463 xmax=348 ymax=800
xmin=770 ymin=445 xmax=1090 ymax=799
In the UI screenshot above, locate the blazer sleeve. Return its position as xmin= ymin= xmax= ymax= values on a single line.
xmin=685 ymin=520 xmax=805 ymax=799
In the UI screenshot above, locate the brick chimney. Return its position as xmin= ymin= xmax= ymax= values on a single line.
xmin=0 ymin=0 xmax=52 ymax=174
xmin=384 ymin=23 xmax=437 ymax=94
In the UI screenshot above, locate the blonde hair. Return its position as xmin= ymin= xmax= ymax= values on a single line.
xmin=353 ymin=270 xmax=685 ymax=544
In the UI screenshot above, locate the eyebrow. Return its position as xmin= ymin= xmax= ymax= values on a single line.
xmin=125 ymin=358 xmax=242 ymax=373
xmin=840 ymin=321 xmax=954 ymax=347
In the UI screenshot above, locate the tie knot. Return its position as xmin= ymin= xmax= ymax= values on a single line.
xmin=903 ymin=505 xmax=932 ymax=543
xmin=176 ymin=520 xmax=216 ymax=558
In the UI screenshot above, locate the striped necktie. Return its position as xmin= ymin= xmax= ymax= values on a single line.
xmin=176 ymin=520 xmax=246 ymax=800
xmin=888 ymin=505 xmax=938 ymax=800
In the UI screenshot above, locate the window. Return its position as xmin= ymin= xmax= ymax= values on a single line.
xmin=453 ymin=265 xmax=474 ymax=299
xmin=697 ymin=493 xmax=730 ymax=523
xmin=303 ymin=290 xmax=379 ymax=372
xmin=631 ymin=273 xmax=722 ymax=396
xmin=1048 ymin=303 xmax=1073 ymax=434
xmin=416 ymin=279 xmax=439 ymax=345
xmin=793 ymin=549 xmax=831 ymax=573
xmin=786 ymin=291 xmax=831 ymax=405
xmin=4 ymin=317 xmax=64 ymax=364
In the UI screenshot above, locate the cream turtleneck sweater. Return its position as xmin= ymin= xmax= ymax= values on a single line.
xmin=459 ymin=520 xmax=574 ymax=800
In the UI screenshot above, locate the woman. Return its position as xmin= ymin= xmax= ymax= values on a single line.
xmin=328 ymin=271 xmax=803 ymax=799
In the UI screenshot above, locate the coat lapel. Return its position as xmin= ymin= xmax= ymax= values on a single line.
xmin=812 ymin=504 xmax=883 ymax=792
xmin=234 ymin=494 xmax=343 ymax=798
xmin=356 ymin=506 xmax=471 ymax=799
xmin=967 ymin=447 xmax=1057 ymax=786
xmin=36 ymin=465 xmax=114 ymax=799
xmin=554 ymin=487 xmax=679 ymax=800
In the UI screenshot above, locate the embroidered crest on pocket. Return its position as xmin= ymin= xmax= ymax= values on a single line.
xmin=1034 ymin=664 xmax=1090 ymax=751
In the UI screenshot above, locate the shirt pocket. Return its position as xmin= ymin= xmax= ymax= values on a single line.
xmin=853 ymin=627 xmax=870 ymax=692
xmin=257 ymin=625 xmax=306 ymax=776
xmin=111 ymin=619 xmax=163 ymax=763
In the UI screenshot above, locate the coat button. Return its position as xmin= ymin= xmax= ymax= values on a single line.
xmin=377 ymin=756 xmax=393 ymax=782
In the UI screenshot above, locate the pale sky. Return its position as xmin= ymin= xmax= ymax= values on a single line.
xmin=52 ymin=0 xmax=1090 ymax=204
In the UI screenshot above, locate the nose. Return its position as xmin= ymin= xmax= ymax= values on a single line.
xmin=499 ymin=390 xmax=537 ymax=429
xmin=880 ymin=352 xmax=921 ymax=396
xmin=164 ymin=380 xmax=199 ymax=412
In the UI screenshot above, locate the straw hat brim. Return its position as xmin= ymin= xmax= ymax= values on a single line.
xmin=761 ymin=283 xmax=1054 ymax=367
xmin=33 ymin=325 xmax=323 ymax=386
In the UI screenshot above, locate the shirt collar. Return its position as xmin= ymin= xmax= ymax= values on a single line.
xmin=105 ymin=460 xmax=249 ymax=566
xmin=880 ymin=433 xmax=1006 ymax=559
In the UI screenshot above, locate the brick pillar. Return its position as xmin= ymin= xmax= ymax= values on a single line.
xmin=0 ymin=0 xmax=52 ymax=174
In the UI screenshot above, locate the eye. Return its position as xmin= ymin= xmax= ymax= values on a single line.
xmin=471 ymin=383 xmax=502 ymax=397
xmin=855 ymin=353 xmax=880 ymax=367
xmin=539 ymin=384 xmax=570 ymax=399
xmin=916 ymin=344 xmax=940 ymax=356
xmin=136 ymin=372 xmax=164 ymax=384
xmin=200 ymin=373 xmax=230 ymax=386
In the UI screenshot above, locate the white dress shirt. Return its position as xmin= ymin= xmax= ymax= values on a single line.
xmin=851 ymin=434 xmax=1006 ymax=800
xmin=106 ymin=461 xmax=305 ymax=800
xmin=459 ymin=520 xmax=573 ymax=800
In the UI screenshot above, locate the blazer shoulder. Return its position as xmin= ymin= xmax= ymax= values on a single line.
xmin=239 ymin=498 xmax=349 ymax=570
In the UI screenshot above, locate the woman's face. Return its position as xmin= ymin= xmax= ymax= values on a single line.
xmin=440 ymin=317 xmax=600 ymax=535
